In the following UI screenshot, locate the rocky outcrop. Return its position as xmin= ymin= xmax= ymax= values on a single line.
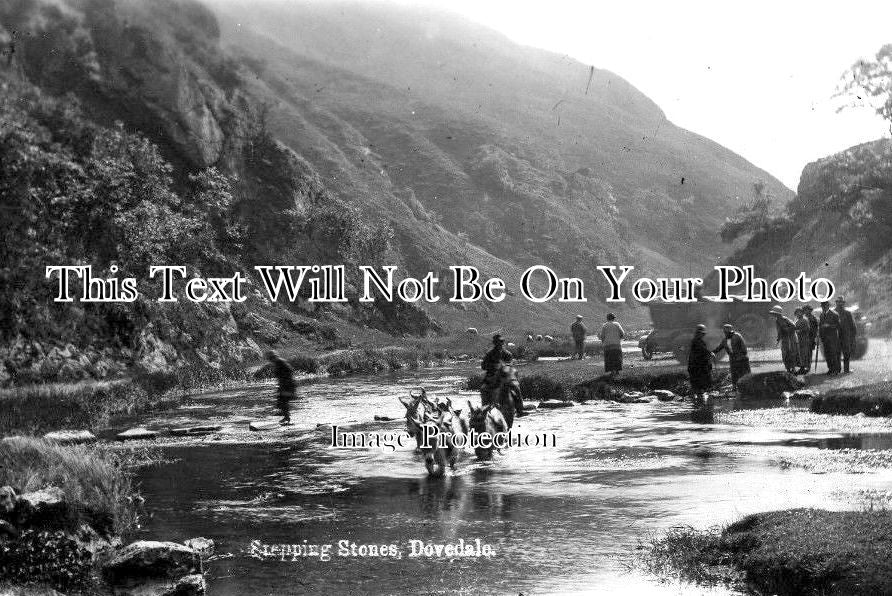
xmin=103 ymin=540 xmax=206 ymax=596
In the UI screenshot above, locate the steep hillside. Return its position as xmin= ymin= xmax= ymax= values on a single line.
xmin=215 ymin=0 xmax=792 ymax=279
xmin=717 ymin=138 xmax=892 ymax=331
xmin=0 ymin=0 xmax=797 ymax=388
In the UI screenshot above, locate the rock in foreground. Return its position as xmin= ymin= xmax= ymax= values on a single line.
xmin=737 ymin=371 xmax=804 ymax=400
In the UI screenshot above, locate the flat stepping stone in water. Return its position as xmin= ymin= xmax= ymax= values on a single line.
xmin=374 ymin=415 xmax=396 ymax=421
xmin=249 ymin=420 xmax=281 ymax=431
xmin=651 ymin=390 xmax=677 ymax=401
xmin=522 ymin=404 xmax=538 ymax=411
xmin=116 ymin=427 xmax=158 ymax=441
xmin=43 ymin=430 xmax=96 ymax=445
xmin=170 ymin=425 xmax=223 ymax=436
xmin=787 ymin=390 xmax=818 ymax=400
xmin=538 ymin=399 xmax=574 ymax=409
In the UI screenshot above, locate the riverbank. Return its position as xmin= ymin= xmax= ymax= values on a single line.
xmin=0 ymin=343 xmax=476 ymax=436
xmin=645 ymin=508 xmax=892 ymax=595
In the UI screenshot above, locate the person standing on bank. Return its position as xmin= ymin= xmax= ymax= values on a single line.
xmin=835 ymin=296 xmax=857 ymax=374
xmin=805 ymin=306 xmax=819 ymax=368
xmin=794 ymin=307 xmax=812 ymax=374
xmin=818 ymin=301 xmax=842 ymax=375
xmin=266 ymin=350 xmax=296 ymax=425
xmin=599 ymin=313 xmax=625 ymax=374
xmin=712 ymin=323 xmax=750 ymax=387
xmin=688 ymin=324 xmax=714 ymax=401
xmin=769 ymin=305 xmax=799 ymax=374
xmin=570 ymin=315 xmax=587 ymax=360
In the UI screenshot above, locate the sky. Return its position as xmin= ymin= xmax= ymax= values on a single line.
xmin=410 ymin=0 xmax=891 ymax=190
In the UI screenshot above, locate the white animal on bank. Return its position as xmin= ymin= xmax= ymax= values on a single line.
xmin=466 ymin=327 xmax=479 ymax=335
xmin=544 ymin=335 xmax=555 ymax=343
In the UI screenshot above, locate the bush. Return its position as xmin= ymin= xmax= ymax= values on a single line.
xmin=0 ymin=436 xmax=137 ymax=536
xmin=0 ymin=529 xmax=95 ymax=592
xmin=645 ymin=509 xmax=892 ymax=595
xmin=519 ymin=375 xmax=567 ymax=402
xmin=289 ymin=353 xmax=321 ymax=374
xmin=811 ymin=383 xmax=892 ymax=416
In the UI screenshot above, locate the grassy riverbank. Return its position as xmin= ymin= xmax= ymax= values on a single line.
xmin=0 ymin=437 xmax=140 ymax=592
xmin=645 ymin=509 xmax=892 ymax=595
xmin=811 ymin=381 xmax=892 ymax=416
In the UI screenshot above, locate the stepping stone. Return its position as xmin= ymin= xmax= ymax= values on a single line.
xmin=538 ymin=399 xmax=574 ymax=409
xmin=651 ymin=390 xmax=677 ymax=401
xmin=249 ymin=420 xmax=280 ymax=431
xmin=43 ymin=430 xmax=96 ymax=445
xmin=116 ymin=427 xmax=157 ymax=441
xmin=170 ymin=425 xmax=223 ymax=436
xmin=522 ymin=404 xmax=538 ymax=411
xmin=373 ymin=415 xmax=396 ymax=421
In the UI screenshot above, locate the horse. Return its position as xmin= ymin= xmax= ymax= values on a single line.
xmin=410 ymin=406 xmax=466 ymax=477
xmin=398 ymin=388 xmax=437 ymax=450
xmin=467 ymin=401 xmax=508 ymax=461
xmin=482 ymin=363 xmax=521 ymax=429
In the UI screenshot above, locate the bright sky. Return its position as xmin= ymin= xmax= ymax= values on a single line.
xmin=416 ymin=0 xmax=892 ymax=189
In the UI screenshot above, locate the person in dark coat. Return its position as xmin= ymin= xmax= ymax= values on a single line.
xmin=835 ymin=296 xmax=857 ymax=373
xmin=818 ymin=301 xmax=842 ymax=375
xmin=481 ymin=334 xmax=526 ymax=416
xmin=266 ymin=350 xmax=296 ymax=425
xmin=769 ymin=305 xmax=799 ymax=373
xmin=712 ymin=323 xmax=750 ymax=387
xmin=688 ymin=324 xmax=714 ymax=400
xmin=794 ymin=308 xmax=812 ymax=374
xmin=805 ymin=306 xmax=819 ymax=369
xmin=570 ymin=315 xmax=587 ymax=360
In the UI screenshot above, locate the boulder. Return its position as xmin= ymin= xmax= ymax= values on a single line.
xmin=538 ymin=399 xmax=574 ymax=409
xmin=651 ymin=389 xmax=677 ymax=401
xmin=522 ymin=403 xmax=538 ymax=411
xmin=0 ymin=518 xmax=17 ymax=538
xmin=183 ymin=537 xmax=214 ymax=557
xmin=737 ymin=371 xmax=805 ymax=400
xmin=117 ymin=428 xmax=159 ymax=441
xmin=103 ymin=541 xmax=200 ymax=585
xmin=111 ymin=573 xmax=206 ymax=596
xmin=0 ymin=485 xmax=16 ymax=515
xmin=15 ymin=486 xmax=70 ymax=529
xmin=788 ymin=389 xmax=818 ymax=400
xmin=44 ymin=430 xmax=97 ymax=445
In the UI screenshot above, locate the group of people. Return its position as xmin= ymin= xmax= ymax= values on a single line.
xmin=687 ymin=297 xmax=858 ymax=400
xmin=266 ymin=297 xmax=859 ymax=424
xmin=769 ymin=297 xmax=857 ymax=376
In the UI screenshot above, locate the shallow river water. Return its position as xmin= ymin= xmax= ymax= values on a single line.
xmin=120 ymin=365 xmax=892 ymax=595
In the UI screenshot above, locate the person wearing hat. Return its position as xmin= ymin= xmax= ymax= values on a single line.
xmin=266 ymin=350 xmax=296 ymax=425
xmin=712 ymin=323 xmax=750 ymax=387
xmin=818 ymin=301 xmax=842 ymax=375
xmin=793 ymin=307 xmax=813 ymax=374
xmin=570 ymin=315 xmax=588 ymax=360
xmin=834 ymin=297 xmax=857 ymax=373
xmin=769 ymin=305 xmax=799 ymax=374
xmin=598 ymin=313 xmax=625 ymax=374
xmin=480 ymin=334 xmax=527 ymax=416
xmin=688 ymin=324 xmax=714 ymax=401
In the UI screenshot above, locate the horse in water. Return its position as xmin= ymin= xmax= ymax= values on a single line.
xmin=398 ymin=388 xmax=437 ymax=449
xmin=482 ymin=363 xmax=521 ymax=429
xmin=399 ymin=390 xmax=468 ymax=476
xmin=467 ymin=400 xmax=508 ymax=461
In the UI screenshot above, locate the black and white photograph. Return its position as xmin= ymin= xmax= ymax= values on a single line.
xmin=2 ymin=0 xmax=892 ymax=594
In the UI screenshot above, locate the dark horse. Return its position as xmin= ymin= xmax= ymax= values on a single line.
xmin=482 ymin=362 xmax=521 ymax=429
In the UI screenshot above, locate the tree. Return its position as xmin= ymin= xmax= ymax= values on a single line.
xmin=836 ymin=44 xmax=892 ymax=132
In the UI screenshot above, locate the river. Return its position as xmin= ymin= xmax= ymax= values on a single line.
xmin=119 ymin=364 xmax=892 ymax=595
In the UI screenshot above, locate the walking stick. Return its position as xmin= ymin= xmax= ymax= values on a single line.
xmin=813 ymin=338 xmax=820 ymax=372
